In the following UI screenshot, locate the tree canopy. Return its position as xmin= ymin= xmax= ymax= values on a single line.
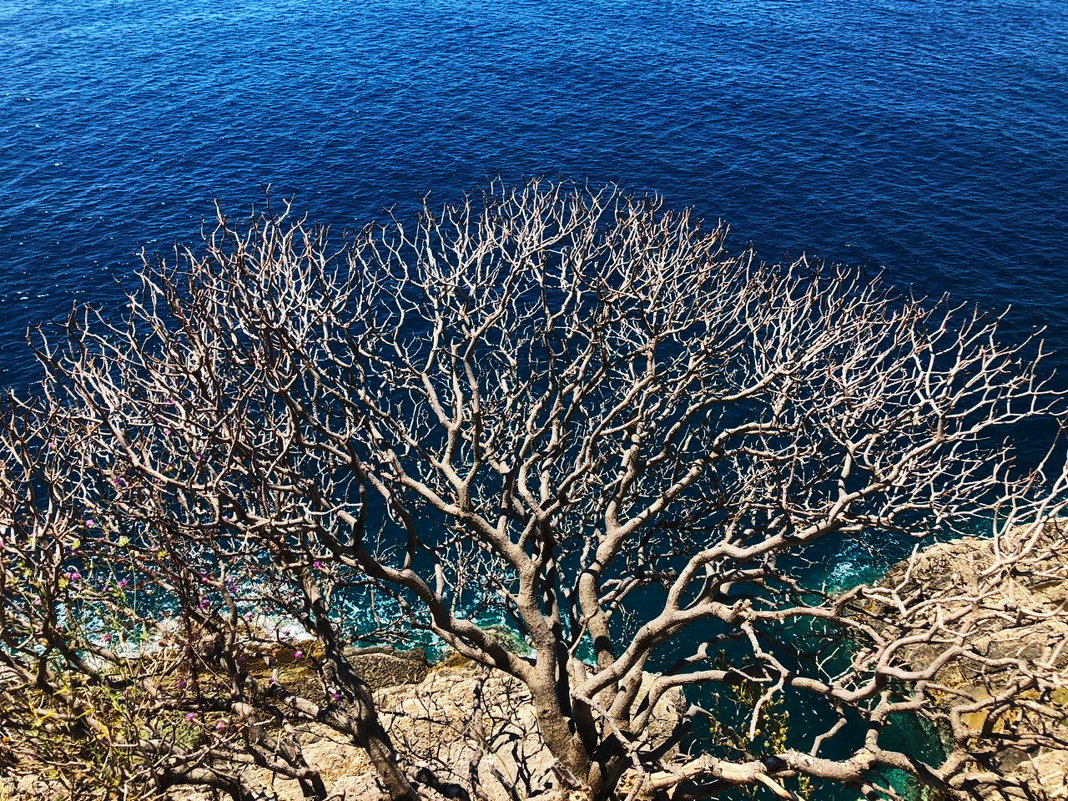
xmin=2 ymin=182 xmax=1066 ymax=801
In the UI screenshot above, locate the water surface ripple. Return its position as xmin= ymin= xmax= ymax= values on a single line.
xmin=1 ymin=0 xmax=1065 ymax=385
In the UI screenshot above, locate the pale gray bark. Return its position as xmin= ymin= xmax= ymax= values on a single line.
xmin=2 ymin=182 xmax=1065 ymax=800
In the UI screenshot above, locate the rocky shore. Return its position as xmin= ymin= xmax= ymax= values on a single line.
xmin=874 ymin=524 xmax=1068 ymax=799
xmin=0 ymin=647 xmax=680 ymax=801
xmin=4 ymin=527 xmax=1065 ymax=801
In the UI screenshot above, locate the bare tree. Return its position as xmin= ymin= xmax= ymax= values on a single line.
xmin=2 ymin=181 xmax=1065 ymax=800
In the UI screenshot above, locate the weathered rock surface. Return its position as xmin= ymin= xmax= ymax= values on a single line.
xmin=345 ymin=646 xmax=430 ymax=690
xmin=323 ymin=659 xmax=682 ymax=801
xmin=0 ymin=653 xmax=681 ymax=801
xmin=876 ymin=523 xmax=1068 ymax=800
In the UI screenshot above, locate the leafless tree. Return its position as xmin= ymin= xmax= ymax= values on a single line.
xmin=1 ymin=181 xmax=1065 ymax=801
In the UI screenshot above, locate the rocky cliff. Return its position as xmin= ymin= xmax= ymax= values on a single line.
xmin=875 ymin=523 xmax=1068 ymax=799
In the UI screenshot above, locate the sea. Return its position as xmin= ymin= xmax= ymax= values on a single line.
xmin=1 ymin=0 xmax=1065 ymax=390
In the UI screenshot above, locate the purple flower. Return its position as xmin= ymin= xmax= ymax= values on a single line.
xmin=118 ymin=579 xmax=129 ymax=588
xmin=293 ymin=650 xmax=303 ymax=660
xmin=215 ymin=720 xmax=227 ymax=732
xmin=313 ymin=561 xmax=324 ymax=570
xmin=84 ymin=518 xmax=96 ymax=528
xmin=184 ymin=712 xmax=197 ymax=722
xmin=198 ymin=598 xmax=211 ymax=610
xmin=66 ymin=571 xmax=82 ymax=582
xmin=112 ymin=477 xmax=127 ymax=488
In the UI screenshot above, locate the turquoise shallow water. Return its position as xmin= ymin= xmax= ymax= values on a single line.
xmin=0 ymin=0 xmax=1066 ymax=388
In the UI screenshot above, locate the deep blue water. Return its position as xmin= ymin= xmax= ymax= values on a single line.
xmin=1 ymin=0 xmax=1066 ymax=389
